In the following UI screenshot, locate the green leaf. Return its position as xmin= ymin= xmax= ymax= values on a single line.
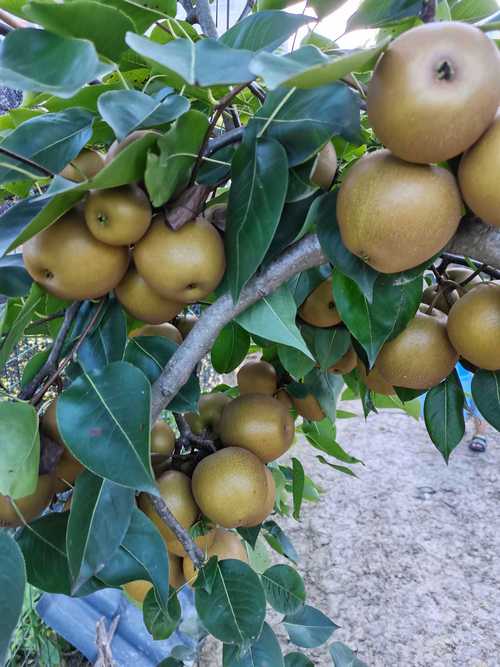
xmin=76 ymin=299 xmax=127 ymax=373
xmin=236 ymin=285 xmax=313 ymax=359
xmin=220 ymin=11 xmax=314 ymax=51
xmin=451 ymin=0 xmax=499 ymax=21
xmin=371 ymin=393 xmax=421 ymax=420
xmin=211 ymin=322 xmax=251 ymax=373
xmin=283 ymin=605 xmax=338 ymax=648
xmin=262 ymin=520 xmax=298 ymax=563
xmin=223 ymin=622 xmax=284 ymax=667
xmin=0 ymin=107 xmax=94 ymax=185
xmin=0 ymin=28 xmax=111 ymax=98
xmin=251 ymin=82 xmax=360 ymax=166
xmin=197 ymin=144 xmax=236 ymax=186
xmin=309 ymin=0 xmax=349 ymax=19
xmin=291 ymin=458 xmax=305 ymax=520
xmin=97 ymin=0 xmax=176 ymax=32
xmin=297 ymin=368 xmax=344 ymax=423
xmin=157 ymin=659 xmax=183 ymax=667
xmin=347 ymin=0 xmax=423 ymax=29
xmin=278 ymin=345 xmax=316 ymax=380
xmin=58 ymin=361 xmax=156 ymax=493
xmin=285 ymin=653 xmax=314 ymax=667
xmin=98 ymin=507 xmax=170 ymax=608
xmin=302 ymin=324 xmax=351 ymax=371
xmin=237 ymin=525 xmax=261 ymax=549
xmin=145 ymin=109 xmax=208 ymax=207
xmin=471 ymin=370 xmax=500 ymax=430
xmin=330 ymin=641 xmax=368 ymax=666
xmin=67 ymin=470 xmax=135 ymax=592
xmin=143 ymin=586 xmax=181 ymax=640
xmin=23 ymin=1 xmax=136 ymax=62
xmin=124 ymin=336 xmax=200 ymax=412
xmin=332 ymin=270 xmax=422 ymax=366
xmin=195 ymin=559 xmax=266 ymax=644
xmin=0 ymin=402 xmax=39 ymax=499
xmin=98 ymin=90 xmax=190 ymax=141
xmin=0 ymin=254 xmax=32 ymax=297
xmin=225 ymin=136 xmax=288 ymax=299
xmin=0 ymin=284 xmax=45 ymax=372
xmin=302 ymin=419 xmax=362 ymax=465
xmin=424 ymin=371 xmax=465 ymax=463
xmin=0 ymin=532 xmax=26 ymax=665
xmin=261 ymin=564 xmax=305 ymax=614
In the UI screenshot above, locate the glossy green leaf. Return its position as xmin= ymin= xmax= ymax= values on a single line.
xmin=124 ymin=336 xmax=200 ymax=412
xmin=277 ymin=345 xmax=316 ymax=380
xmin=285 ymin=162 xmax=319 ymax=204
xmin=97 ymin=0 xmax=176 ymax=32
xmin=98 ymin=89 xmax=189 ymax=141
xmin=371 ymin=393 xmax=421 ymax=420
xmin=195 ymin=559 xmax=266 ymax=644
xmin=451 ymin=0 xmax=498 ymax=21
xmin=237 ymin=525 xmax=261 ymax=549
xmin=284 ymin=653 xmax=314 ymax=667
xmin=211 ymin=322 xmax=251 ymax=373
xmin=251 ymin=82 xmax=360 ymax=166
xmin=76 ymin=300 xmax=127 ymax=373
xmin=143 ymin=586 xmax=181 ymax=640
xmin=145 ymin=109 xmax=208 ymax=207
xmin=262 ymin=564 xmax=306 ymax=614
xmin=223 ymin=623 xmax=284 ymax=667
xmin=262 ymin=520 xmax=298 ymax=563
xmin=197 ymin=144 xmax=236 ymax=186
xmin=220 ymin=11 xmax=314 ymax=51
xmin=67 ymin=470 xmax=135 ymax=592
xmin=471 ymin=370 xmax=500 ymax=430
xmin=332 ymin=270 xmax=422 ymax=366
xmin=297 ymin=368 xmax=344 ymax=422
xmin=0 ymin=284 xmax=45 ymax=372
xmin=302 ymin=419 xmax=362 ymax=465
xmin=0 ymin=532 xmax=26 ymax=665
xmin=157 ymin=659 xmax=183 ymax=667
xmin=291 ymin=458 xmax=305 ymax=520
xmin=0 ymin=28 xmax=111 ymax=97
xmin=330 ymin=641 xmax=368 ymax=666
xmin=424 ymin=371 xmax=465 ymax=462
xmin=0 ymin=402 xmax=39 ymax=498
xmin=0 ymin=107 xmax=94 ymax=185
xmin=347 ymin=0 xmax=422 ymax=29
xmin=21 ymin=349 xmax=50 ymax=388
xmin=23 ymin=1 xmax=136 ymax=62
xmin=0 ymin=254 xmax=32 ymax=296
xmin=302 ymin=324 xmax=351 ymax=371
xmin=58 ymin=361 xmax=156 ymax=493
xmin=225 ymin=136 xmax=288 ymax=299
xmin=309 ymin=0 xmax=349 ymax=19
xmin=236 ymin=285 xmax=313 ymax=359
xmin=283 ymin=605 xmax=338 ymax=648
xmin=98 ymin=507 xmax=170 ymax=608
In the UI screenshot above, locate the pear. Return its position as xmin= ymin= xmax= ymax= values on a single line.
xmin=244 ymin=467 xmax=276 ymax=527
xmin=60 ymin=149 xmax=104 ymax=182
xmin=299 ymin=278 xmax=341 ymax=328
xmin=115 ymin=267 xmax=183 ymax=325
xmin=310 ymin=142 xmax=337 ymax=190
xmin=237 ymin=360 xmax=278 ymax=396
xmin=151 ymin=421 xmax=175 ymax=457
xmin=421 ymin=284 xmax=458 ymax=314
xmin=183 ymin=528 xmax=248 ymax=584
xmin=129 ymin=322 xmax=183 ymax=345
xmin=123 ymin=553 xmax=185 ymax=604
xmin=274 ymin=388 xmax=293 ymax=412
xmin=445 ymin=266 xmax=483 ymax=293
xmin=0 ymin=475 xmax=54 ymax=527
xmin=291 ymin=393 xmax=325 ymax=422
xmin=41 ymin=399 xmax=84 ymax=493
xmin=106 ymin=129 xmax=160 ymax=163
xmin=357 ymin=361 xmax=395 ymax=396
xmin=328 ymin=346 xmax=357 ymax=374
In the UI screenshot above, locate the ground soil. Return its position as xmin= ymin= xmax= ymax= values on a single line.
xmin=198 ymin=405 xmax=500 ymax=667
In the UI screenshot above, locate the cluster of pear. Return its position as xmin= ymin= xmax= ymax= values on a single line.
xmin=337 ymin=21 xmax=500 ymax=275
xmin=22 ymin=132 xmax=226 ymax=324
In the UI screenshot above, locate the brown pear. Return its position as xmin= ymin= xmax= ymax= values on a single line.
xmin=40 ymin=399 xmax=62 ymax=445
xmin=274 ymin=388 xmax=293 ymax=412
xmin=447 ymin=282 xmax=500 ymax=370
xmin=445 ymin=267 xmax=483 ymax=293
xmin=337 ymin=149 xmax=462 ymax=274
xmin=219 ymin=394 xmax=294 ymax=463
xmin=310 ymin=142 xmax=337 ymax=190
xmin=183 ymin=528 xmax=248 ymax=584
xmin=237 ymin=360 xmax=278 ymax=396
xmin=375 ymin=308 xmax=458 ymax=389
xmin=41 ymin=399 xmax=84 ymax=493
xmin=291 ymin=393 xmax=325 ymax=422
xmin=23 ymin=210 xmax=129 ymax=300
xmin=244 ymin=467 xmax=276 ymax=527
xmin=123 ymin=554 xmax=185 ymax=604
xmin=115 ymin=267 xmax=183 ymax=325
xmin=106 ymin=129 xmax=160 ymax=163
xmin=198 ymin=392 xmax=232 ymax=434
xmin=129 ymin=322 xmax=183 ymax=345
xmin=84 ymin=185 xmax=152 ymax=246
xmin=60 ymin=149 xmax=104 ymax=182
xmin=299 ymin=278 xmax=341 ymax=327
xmin=357 ymin=361 xmax=394 ymax=396
xmin=0 ymin=475 xmax=54 ymax=527
xmin=133 ymin=217 xmax=226 ymax=303
xmin=151 ymin=421 xmax=175 ymax=457
xmin=192 ymin=447 xmax=269 ymax=528
xmin=367 ymin=22 xmax=500 ymax=164
xmin=328 ymin=346 xmax=357 ymax=374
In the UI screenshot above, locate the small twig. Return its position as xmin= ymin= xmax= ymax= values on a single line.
xmin=205 ymin=126 xmax=244 ymax=157
xmin=458 ymin=264 xmax=487 ymax=287
xmin=0 ymin=146 xmax=54 ymax=178
xmin=0 ymin=9 xmax=29 ymax=29
xmin=94 ymin=615 xmax=119 ymax=667
xmin=174 ymin=414 xmax=216 ymax=451
xmin=439 ymin=252 xmax=500 ymax=280
xmin=237 ymin=0 xmax=255 ymax=22
xmin=164 ymin=184 xmax=211 ymax=229
xmin=195 ymin=0 xmax=218 ymax=38
xmin=247 ymin=82 xmax=266 ymax=104
xmin=0 ymin=20 xmax=12 ymax=35
xmin=420 ymin=0 xmax=437 ymax=22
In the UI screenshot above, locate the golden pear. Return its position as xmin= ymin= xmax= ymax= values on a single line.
xmin=60 ymin=149 xmax=104 ymax=182
xmin=337 ymin=150 xmax=462 ymax=274
xmin=367 ymin=22 xmax=500 ymax=164
xmin=274 ymin=388 xmax=293 ymax=412
xmin=133 ymin=217 xmax=226 ymax=303
xmin=219 ymin=394 xmax=295 ymax=463
xmin=23 ymin=210 xmax=129 ymax=300
xmin=191 ymin=447 xmax=269 ymax=528
xmin=151 ymin=421 xmax=176 ymax=457
xmin=183 ymin=528 xmax=248 ymax=584
xmin=115 ymin=267 xmax=183 ymax=325
xmin=41 ymin=399 xmax=84 ymax=493
xmin=328 ymin=346 xmax=357 ymax=374
xmin=198 ymin=392 xmax=232 ymax=434
xmin=106 ymin=129 xmax=160 ymax=163
xmin=40 ymin=399 xmax=62 ymax=445
xmin=445 ymin=266 xmax=483 ymax=293
xmin=291 ymin=393 xmax=325 ymax=422
xmin=237 ymin=360 xmax=278 ymax=396
xmin=447 ymin=282 xmax=500 ymax=370
xmin=357 ymin=361 xmax=395 ymax=396
xmin=421 ymin=284 xmax=458 ymax=314
xmin=0 ymin=475 xmax=54 ymax=527
xmin=129 ymin=322 xmax=183 ymax=345
xmin=123 ymin=554 xmax=185 ymax=604
xmin=84 ymin=185 xmax=152 ymax=246
xmin=375 ymin=308 xmax=458 ymax=389
xmin=244 ymin=467 xmax=276 ymax=527
xmin=310 ymin=142 xmax=337 ymax=190
xmin=299 ymin=278 xmax=341 ymax=328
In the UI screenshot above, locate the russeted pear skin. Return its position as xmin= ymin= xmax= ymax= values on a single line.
xmin=0 ymin=475 xmax=54 ymax=527
xmin=237 ymin=360 xmax=278 ymax=396
xmin=445 ymin=267 xmax=483 ymax=293
xmin=22 ymin=211 xmax=129 ymax=300
xmin=219 ymin=394 xmax=295 ymax=463
xmin=139 ymin=471 xmax=198 ymax=549
xmin=328 ymin=346 xmax=357 ymax=374
xmin=133 ymin=217 xmax=226 ymax=303
xmin=299 ymin=278 xmax=341 ymax=327
xmin=84 ymin=185 xmax=152 ymax=246
xmin=337 ymin=150 xmax=463 ymax=274
xmin=357 ymin=361 xmax=395 ymax=396
xmin=244 ymin=467 xmax=276 ymax=527
xmin=115 ymin=267 xmax=183 ymax=325
xmin=310 ymin=142 xmax=337 ymax=190
xmin=367 ymin=22 xmax=500 ymax=164
xmin=183 ymin=528 xmax=248 ymax=584
xmin=60 ymin=149 xmax=105 ymax=182
xmin=275 ymin=388 xmax=293 ymax=412
xmin=151 ymin=421 xmax=175 ymax=457
xmin=459 ymin=112 xmax=500 ymax=229
xmin=198 ymin=392 xmax=232 ymax=433
xmin=106 ymin=129 xmax=160 ymax=163
xmin=191 ymin=447 xmax=269 ymax=528
xmin=447 ymin=283 xmax=500 ymax=370
xmin=375 ymin=309 xmax=459 ymax=389
xmin=129 ymin=322 xmax=183 ymax=345
xmin=291 ymin=393 xmax=325 ymax=422
xmin=41 ymin=399 xmax=84 ymax=492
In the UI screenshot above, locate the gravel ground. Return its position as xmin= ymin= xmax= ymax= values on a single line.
xmin=198 ymin=406 xmax=500 ymax=667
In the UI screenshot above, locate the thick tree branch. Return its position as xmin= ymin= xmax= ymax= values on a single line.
xmin=446 ymin=217 xmax=500 ymax=270
xmin=174 ymin=413 xmax=216 ymax=451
